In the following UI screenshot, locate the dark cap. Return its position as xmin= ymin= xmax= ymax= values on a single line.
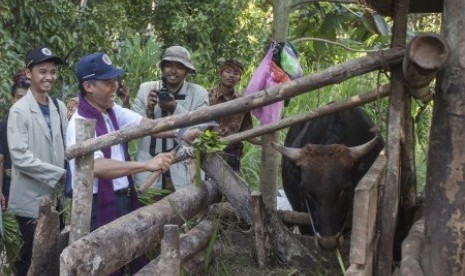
xmin=25 ymin=47 xmax=63 ymax=68
xmin=220 ymin=59 xmax=244 ymax=73
xmin=76 ymin=52 xmax=124 ymax=83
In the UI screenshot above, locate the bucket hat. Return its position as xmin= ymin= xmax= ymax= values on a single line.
xmin=160 ymin=46 xmax=196 ymax=73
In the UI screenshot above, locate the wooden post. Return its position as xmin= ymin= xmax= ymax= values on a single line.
xmin=69 ymin=118 xmax=96 ymax=244
xmin=135 ymin=219 xmax=215 ymax=275
xmin=376 ymin=0 xmax=409 ymax=274
xmin=154 ymin=225 xmax=180 ymax=276
xmin=65 ymin=48 xmax=404 ymax=160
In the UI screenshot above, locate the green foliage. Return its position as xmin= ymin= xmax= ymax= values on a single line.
xmin=1 ymin=211 xmax=22 ymax=275
xmin=152 ymin=0 xmax=272 ymax=80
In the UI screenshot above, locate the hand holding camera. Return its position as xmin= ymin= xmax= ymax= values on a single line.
xmin=157 ymin=77 xmax=177 ymax=113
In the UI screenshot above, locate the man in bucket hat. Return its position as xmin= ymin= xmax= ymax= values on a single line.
xmin=132 ymin=45 xmax=209 ymax=191
xmin=7 ymin=47 xmax=67 ymax=275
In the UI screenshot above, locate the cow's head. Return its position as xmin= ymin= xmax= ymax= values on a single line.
xmin=273 ymin=136 xmax=379 ymax=250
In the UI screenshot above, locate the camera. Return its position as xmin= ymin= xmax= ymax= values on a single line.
xmin=157 ymin=77 xmax=172 ymax=103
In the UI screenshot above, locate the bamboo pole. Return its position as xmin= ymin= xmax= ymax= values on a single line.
xmin=65 ymin=48 xmax=404 ymax=160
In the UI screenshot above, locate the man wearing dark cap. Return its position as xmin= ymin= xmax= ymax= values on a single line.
xmin=7 ymin=47 xmax=67 ymax=275
xmin=67 ymin=52 xmax=175 ymax=274
xmin=208 ymin=59 xmax=259 ymax=173
xmin=132 ymin=45 xmax=209 ymax=190
xmin=67 ymin=52 xmax=174 ymax=229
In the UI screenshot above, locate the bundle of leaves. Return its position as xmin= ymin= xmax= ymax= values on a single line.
xmin=192 ymin=130 xmax=227 ymax=186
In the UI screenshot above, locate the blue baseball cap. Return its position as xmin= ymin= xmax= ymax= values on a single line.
xmin=76 ymin=52 xmax=124 ymax=83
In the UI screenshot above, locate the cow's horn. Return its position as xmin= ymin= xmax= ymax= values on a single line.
xmin=272 ymin=142 xmax=301 ymax=161
xmin=348 ymin=135 xmax=380 ymax=160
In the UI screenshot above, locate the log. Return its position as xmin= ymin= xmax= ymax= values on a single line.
xmin=252 ymin=192 xmax=267 ymax=268
xmin=403 ymin=34 xmax=450 ymax=102
xmin=28 ymin=197 xmax=61 ymax=276
xmin=69 ymin=118 xmax=96 ymax=244
xmin=201 ymin=153 xmax=254 ymax=224
xmin=277 ymin=210 xmax=311 ymax=226
xmin=181 ymin=241 xmax=222 ymax=275
xmin=65 ymin=48 xmax=404 ymax=160
xmin=399 ymin=210 xmax=425 ymax=276
xmin=347 ymin=152 xmax=386 ymax=276
xmin=224 ymin=85 xmax=390 ymax=145
xmin=376 ymin=0 xmax=409 ymax=274
xmin=154 ymin=225 xmax=180 ymax=276
xmin=60 ymin=180 xmax=221 ymax=275
xmin=366 ymin=0 xmax=442 ymax=16
xmin=135 ymin=219 xmax=215 ymax=275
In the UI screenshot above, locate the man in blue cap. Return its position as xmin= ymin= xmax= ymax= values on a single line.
xmin=7 ymin=47 xmax=67 ymax=276
xmin=67 ymin=52 xmax=176 ymax=274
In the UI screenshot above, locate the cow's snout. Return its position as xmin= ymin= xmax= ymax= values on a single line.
xmin=316 ymin=233 xmax=344 ymax=250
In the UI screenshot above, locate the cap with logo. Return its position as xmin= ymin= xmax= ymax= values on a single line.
xmin=25 ymin=47 xmax=63 ymax=68
xmin=76 ymin=52 xmax=124 ymax=83
xmin=159 ymin=46 xmax=196 ymax=73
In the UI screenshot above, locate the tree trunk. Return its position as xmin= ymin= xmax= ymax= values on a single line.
xmin=60 ymin=180 xmax=221 ymax=275
xmin=65 ymin=48 xmax=404 ymax=160
xmin=424 ymin=0 xmax=465 ymax=274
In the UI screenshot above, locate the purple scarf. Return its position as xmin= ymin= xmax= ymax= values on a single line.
xmin=77 ymin=95 xmax=140 ymax=228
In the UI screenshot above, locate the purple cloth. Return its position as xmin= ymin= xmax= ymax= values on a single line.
xmin=244 ymin=44 xmax=283 ymax=125
xmin=77 ymin=95 xmax=140 ymax=227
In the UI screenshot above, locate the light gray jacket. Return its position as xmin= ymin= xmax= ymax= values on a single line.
xmin=7 ymin=90 xmax=67 ymax=218
xmin=132 ymin=80 xmax=208 ymax=189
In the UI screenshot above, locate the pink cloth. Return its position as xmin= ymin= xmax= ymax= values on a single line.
xmin=245 ymin=45 xmax=286 ymax=125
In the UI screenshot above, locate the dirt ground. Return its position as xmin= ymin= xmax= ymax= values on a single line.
xmin=204 ymin=226 xmax=349 ymax=276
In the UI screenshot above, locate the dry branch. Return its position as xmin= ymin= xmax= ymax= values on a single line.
xmin=66 ymin=48 xmax=404 ymax=160
xmin=60 ymin=180 xmax=221 ymax=275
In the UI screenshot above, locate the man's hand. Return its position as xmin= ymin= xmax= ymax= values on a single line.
xmin=146 ymin=89 xmax=158 ymax=118
xmin=117 ymin=79 xmax=131 ymax=108
xmin=145 ymin=152 xmax=175 ymax=173
xmin=181 ymin=129 xmax=203 ymax=145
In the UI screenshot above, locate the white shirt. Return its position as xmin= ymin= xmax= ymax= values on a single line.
xmin=66 ymin=103 xmax=142 ymax=193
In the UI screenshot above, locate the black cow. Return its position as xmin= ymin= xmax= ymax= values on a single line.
xmin=273 ymin=106 xmax=384 ymax=250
